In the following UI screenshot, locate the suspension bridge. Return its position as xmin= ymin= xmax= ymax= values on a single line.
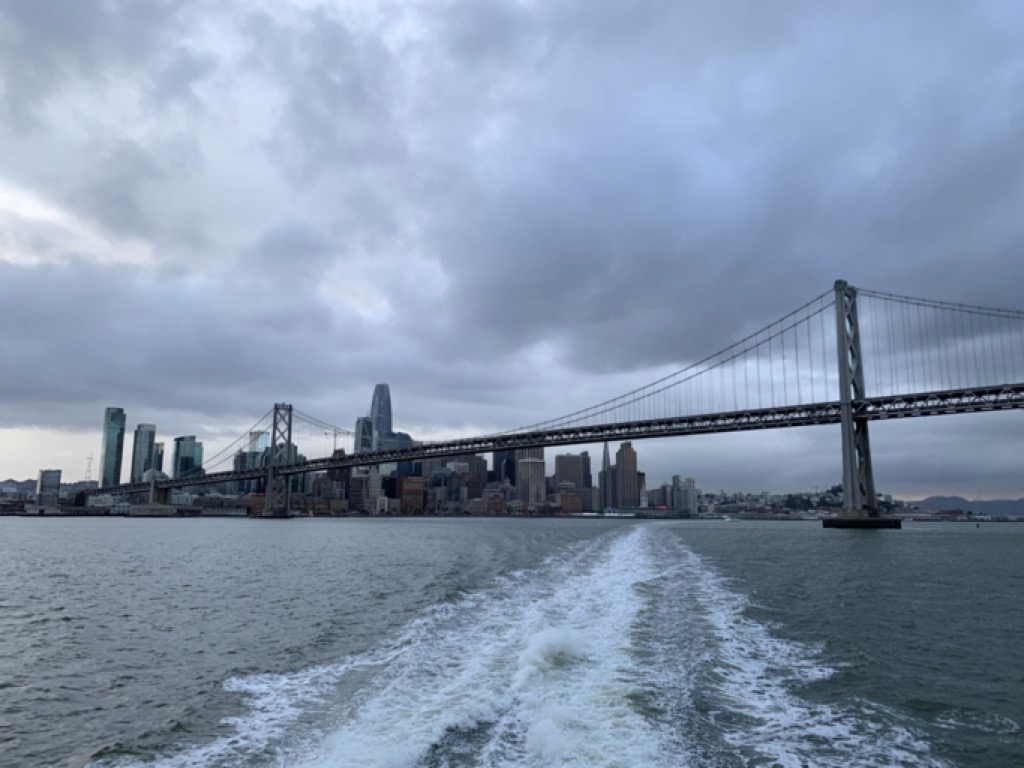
xmin=95 ymin=280 xmax=1024 ymax=526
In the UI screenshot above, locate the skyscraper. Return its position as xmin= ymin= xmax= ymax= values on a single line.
xmin=130 ymin=423 xmax=157 ymax=483
xmin=599 ymin=441 xmax=616 ymax=510
xmin=99 ymin=407 xmax=126 ymax=488
xmin=36 ymin=469 xmax=61 ymax=507
xmin=615 ymin=442 xmax=639 ymax=509
xmin=249 ymin=430 xmax=270 ymax=453
xmin=517 ymin=448 xmax=546 ymax=510
xmin=555 ymin=453 xmax=590 ymax=494
xmin=370 ymin=383 xmax=393 ymax=448
xmin=493 ymin=449 xmax=517 ymax=485
xmin=153 ymin=442 xmax=165 ymax=473
xmin=172 ymin=436 xmax=204 ymax=479
xmin=354 ymin=417 xmax=373 ymax=453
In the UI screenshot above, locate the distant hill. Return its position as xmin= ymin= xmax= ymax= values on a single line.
xmin=915 ymin=496 xmax=1024 ymax=517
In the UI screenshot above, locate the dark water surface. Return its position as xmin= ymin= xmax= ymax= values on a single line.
xmin=0 ymin=518 xmax=1020 ymax=767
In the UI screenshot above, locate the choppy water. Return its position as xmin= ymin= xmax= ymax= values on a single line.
xmin=1 ymin=518 xmax=1021 ymax=768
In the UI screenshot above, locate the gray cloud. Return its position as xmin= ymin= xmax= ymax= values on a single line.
xmin=1 ymin=0 xmax=1023 ymax=495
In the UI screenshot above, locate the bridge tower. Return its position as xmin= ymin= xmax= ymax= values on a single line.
xmin=830 ymin=280 xmax=895 ymax=528
xmin=262 ymin=403 xmax=294 ymax=517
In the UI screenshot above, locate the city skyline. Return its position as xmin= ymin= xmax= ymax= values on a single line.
xmin=3 ymin=372 xmax=1022 ymax=501
xmin=3 ymin=3 xmax=1024 ymax=498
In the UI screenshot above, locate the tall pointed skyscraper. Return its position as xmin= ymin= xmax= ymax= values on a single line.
xmin=370 ymin=383 xmax=393 ymax=449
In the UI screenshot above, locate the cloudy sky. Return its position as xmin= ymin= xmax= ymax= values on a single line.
xmin=1 ymin=0 xmax=1023 ymax=498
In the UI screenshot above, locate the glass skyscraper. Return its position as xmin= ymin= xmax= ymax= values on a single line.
xmin=99 ymin=407 xmax=127 ymax=488
xmin=370 ymin=383 xmax=393 ymax=448
xmin=354 ymin=417 xmax=373 ymax=453
xmin=172 ymin=436 xmax=204 ymax=479
xmin=130 ymin=423 xmax=157 ymax=483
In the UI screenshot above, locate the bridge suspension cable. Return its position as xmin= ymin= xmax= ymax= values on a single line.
xmin=490 ymin=283 xmax=1024 ymax=438
xmin=857 ymin=288 xmax=1024 ymax=398
xmin=176 ymin=409 xmax=273 ymax=481
xmin=497 ymin=289 xmax=837 ymax=434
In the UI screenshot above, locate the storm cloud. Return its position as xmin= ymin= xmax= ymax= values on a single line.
xmin=2 ymin=0 xmax=1023 ymax=496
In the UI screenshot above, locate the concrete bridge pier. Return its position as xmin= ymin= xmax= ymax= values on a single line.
xmin=826 ymin=280 xmax=900 ymax=529
xmin=148 ymin=478 xmax=170 ymax=505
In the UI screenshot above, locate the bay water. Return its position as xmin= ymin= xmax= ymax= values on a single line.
xmin=1 ymin=518 xmax=1020 ymax=767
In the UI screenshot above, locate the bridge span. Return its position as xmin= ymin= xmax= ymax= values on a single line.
xmin=93 ymin=280 xmax=1024 ymax=525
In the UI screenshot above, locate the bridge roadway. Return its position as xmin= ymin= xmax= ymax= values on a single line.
xmin=101 ymin=383 xmax=1024 ymax=496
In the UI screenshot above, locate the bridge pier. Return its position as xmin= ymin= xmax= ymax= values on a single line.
xmin=828 ymin=280 xmax=899 ymax=529
xmin=148 ymin=477 xmax=169 ymax=505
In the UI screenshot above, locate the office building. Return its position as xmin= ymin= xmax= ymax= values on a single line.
xmin=517 ymin=448 xmax=546 ymax=509
xmin=248 ymin=430 xmax=270 ymax=453
xmin=615 ymin=442 xmax=639 ymax=509
xmin=349 ymin=469 xmax=382 ymax=513
xmin=398 ymin=475 xmax=426 ymax=514
xmin=354 ymin=417 xmax=373 ymax=453
xmin=555 ymin=451 xmax=592 ymax=510
xmin=671 ymin=476 xmax=699 ymax=514
xmin=172 ymin=436 xmax=204 ymax=479
xmin=153 ymin=442 xmax=165 ymax=473
xmin=516 ymin=447 xmax=543 ymax=463
xmin=493 ymin=449 xmax=517 ymax=486
xmin=99 ymin=407 xmax=126 ymax=488
xmin=129 ymin=423 xmax=157 ymax=483
xmin=370 ymin=383 xmax=393 ymax=448
xmin=599 ymin=442 xmax=616 ymax=510
xmin=36 ymin=469 xmax=61 ymax=507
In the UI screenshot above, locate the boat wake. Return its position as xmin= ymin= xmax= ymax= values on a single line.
xmin=98 ymin=526 xmax=946 ymax=768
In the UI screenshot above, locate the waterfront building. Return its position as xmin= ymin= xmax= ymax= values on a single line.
xmin=172 ymin=436 xmax=204 ymax=479
xmin=129 ymin=424 xmax=157 ymax=483
xmin=349 ymin=469 xmax=382 ymax=513
xmin=557 ymin=485 xmax=582 ymax=513
xmin=398 ymin=475 xmax=425 ymax=514
xmin=99 ymin=407 xmax=127 ymax=488
xmin=555 ymin=452 xmax=592 ymax=510
xmin=517 ymin=449 xmax=546 ymax=510
xmin=615 ymin=442 xmax=639 ymax=508
xmin=36 ymin=469 xmax=61 ymax=507
xmin=673 ymin=476 xmax=699 ymax=514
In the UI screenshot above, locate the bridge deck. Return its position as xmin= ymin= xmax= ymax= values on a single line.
xmin=98 ymin=383 xmax=1024 ymax=495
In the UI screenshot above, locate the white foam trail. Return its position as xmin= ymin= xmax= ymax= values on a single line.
xmin=291 ymin=526 xmax=678 ymax=768
xmin=664 ymin=540 xmax=949 ymax=768
xmin=93 ymin=651 xmax=401 ymax=768
xmin=101 ymin=527 xmax=680 ymax=768
xmin=99 ymin=525 xmax=950 ymax=768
